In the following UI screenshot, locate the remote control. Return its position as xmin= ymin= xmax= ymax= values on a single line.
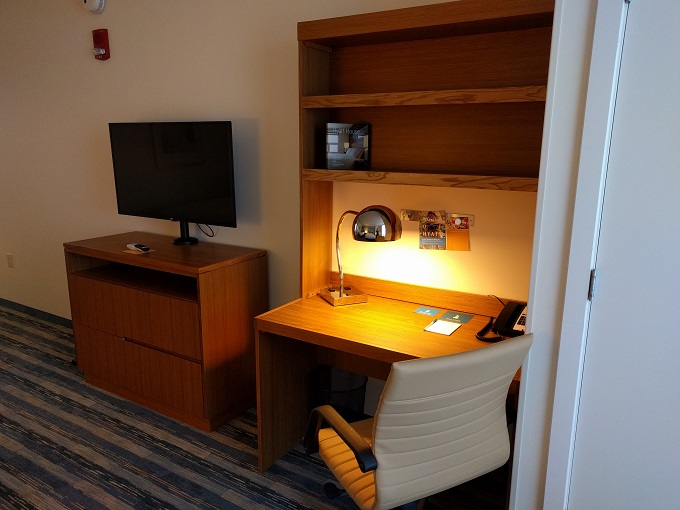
xmin=127 ymin=243 xmax=150 ymax=252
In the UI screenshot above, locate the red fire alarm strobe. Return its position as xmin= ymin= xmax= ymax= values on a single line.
xmin=92 ymin=29 xmax=110 ymax=60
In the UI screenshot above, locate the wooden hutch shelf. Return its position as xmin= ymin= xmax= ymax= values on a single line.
xmin=298 ymin=0 xmax=553 ymax=295
xmin=301 ymin=169 xmax=538 ymax=192
xmin=300 ymin=85 xmax=547 ymax=109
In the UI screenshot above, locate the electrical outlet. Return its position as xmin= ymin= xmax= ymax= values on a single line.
xmin=6 ymin=253 xmax=14 ymax=268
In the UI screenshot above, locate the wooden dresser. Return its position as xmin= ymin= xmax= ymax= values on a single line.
xmin=64 ymin=231 xmax=268 ymax=431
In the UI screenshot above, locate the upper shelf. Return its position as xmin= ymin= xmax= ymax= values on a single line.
xmin=302 ymin=169 xmax=538 ymax=192
xmin=298 ymin=0 xmax=554 ymax=48
xmin=300 ymin=86 xmax=546 ymax=108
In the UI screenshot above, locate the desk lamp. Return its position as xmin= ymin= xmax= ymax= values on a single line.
xmin=320 ymin=205 xmax=402 ymax=306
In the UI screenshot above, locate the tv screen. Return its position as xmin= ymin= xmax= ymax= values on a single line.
xmin=109 ymin=121 xmax=236 ymax=244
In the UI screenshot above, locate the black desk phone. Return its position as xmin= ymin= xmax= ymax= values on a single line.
xmin=477 ymin=301 xmax=527 ymax=342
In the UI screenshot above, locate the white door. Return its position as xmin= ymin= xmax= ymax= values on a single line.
xmin=567 ymin=1 xmax=680 ymax=508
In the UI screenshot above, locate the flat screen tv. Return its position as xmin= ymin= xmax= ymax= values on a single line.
xmin=109 ymin=121 xmax=236 ymax=245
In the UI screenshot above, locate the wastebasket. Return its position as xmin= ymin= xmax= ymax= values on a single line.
xmin=312 ymin=366 xmax=368 ymax=421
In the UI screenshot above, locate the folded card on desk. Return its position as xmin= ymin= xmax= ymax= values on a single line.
xmin=414 ymin=306 xmax=440 ymax=317
xmin=424 ymin=319 xmax=462 ymax=336
xmin=439 ymin=311 xmax=473 ymax=324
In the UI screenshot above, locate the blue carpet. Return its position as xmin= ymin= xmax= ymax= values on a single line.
xmin=0 ymin=305 xmax=356 ymax=510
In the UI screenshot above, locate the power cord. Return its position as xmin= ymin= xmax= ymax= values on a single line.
xmin=196 ymin=224 xmax=216 ymax=238
xmin=476 ymin=316 xmax=503 ymax=342
xmin=476 ymin=294 xmax=508 ymax=342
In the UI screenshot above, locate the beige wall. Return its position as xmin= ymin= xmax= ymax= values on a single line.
xmin=0 ymin=0 xmax=535 ymax=318
xmin=334 ymin=183 xmax=536 ymax=300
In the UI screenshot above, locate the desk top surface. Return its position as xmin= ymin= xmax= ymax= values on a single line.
xmin=256 ymin=294 xmax=496 ymax=364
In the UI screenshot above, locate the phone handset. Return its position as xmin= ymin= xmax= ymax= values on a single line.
xmin=476 ymin=301 xmax=527 ymax=342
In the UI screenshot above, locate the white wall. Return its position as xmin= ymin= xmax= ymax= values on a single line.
xmin=0 ymin=0 xmax=535 ymax=318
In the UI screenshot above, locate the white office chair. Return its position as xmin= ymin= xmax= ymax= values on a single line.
xmin=304 ymin=333 xmax=533 ymax=510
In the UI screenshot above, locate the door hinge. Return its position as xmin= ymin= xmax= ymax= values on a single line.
xmin=587 ymin=269 xmax=597 ymax=301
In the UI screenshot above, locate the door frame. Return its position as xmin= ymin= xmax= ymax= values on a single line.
xmin=510 ymin=0 xmax=630 ymax=508
xmin=533 ymin=1 xmax=630 ymax=509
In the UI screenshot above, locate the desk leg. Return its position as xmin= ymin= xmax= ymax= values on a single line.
xmin=256 ymin=331 xmax=317 ymax=472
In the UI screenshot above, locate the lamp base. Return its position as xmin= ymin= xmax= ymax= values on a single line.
xmin=319 ymin=286 xmax=368 ymax=306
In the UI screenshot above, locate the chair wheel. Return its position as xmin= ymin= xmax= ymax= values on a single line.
xmin=323 ymin=481 xmax=347 ymax=499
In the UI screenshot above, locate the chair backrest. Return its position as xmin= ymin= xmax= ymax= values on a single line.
xmin=371 ymin=333 xmax=533 ymax=510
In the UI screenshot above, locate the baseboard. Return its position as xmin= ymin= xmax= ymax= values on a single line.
xmin=0 ymin=298 xmax=72 ymax=328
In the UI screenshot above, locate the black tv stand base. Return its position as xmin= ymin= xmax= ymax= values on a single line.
xmin=173 ymin=236 xmax=198 ymax=245
xmin=173 ymin=221 xmax=199 ymax=245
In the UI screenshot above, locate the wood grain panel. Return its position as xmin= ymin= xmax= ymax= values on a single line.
xmin=64 ymin=232 xmax=268 ymax=431
xmin=302 ymin=109 xmax=332 ymax=173
xmin=68 ymin=274 xmax=132 ymax=338
xmin=300 ymin=179 xmax=333 ymax=296
xmin=335 ymin=274 xmax=507 ymax=317
xmin=73 ymin=264 xmax=198 ymax=301
xmin=126 ymin=288 xmax=201 ymax=360
xmin=298 ymin=0 xmax=553 ymax=45
xmin=299 ymin=42 xmax=330 ymax=100
xmin=199 ymin=255 xmax=269 ymax=420
xmin=70 ymin=274 xmax=201 ymax=360
xmin=256 ymin=331 xmax=319 ymax=472
xmin=301 ymin=86 xmax=547 ymax=109
xmin=64 ymin=252 xmax=109 ymax=274
xmin=255 ymin=286 xmax=512 ymax=471
xmin=329 ymin=28 xmax=552 ymax=94
xmin=64 ymin=232 xmax=265 ymax=276
xmin=302 ymin=169 xmax=538 ymax=191
xmin=76 ymin=324 xmax=203 ymax=417
xmin=256 ymin=294 xmax=494 ymax=362
xmin=296 ymin=0 xmax=553 ymax=297
xmin=333 ymin=103 xmax=545 ymax=176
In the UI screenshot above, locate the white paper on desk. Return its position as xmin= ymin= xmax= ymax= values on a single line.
xmin=424 ymin=319 xmax=462 ymax=335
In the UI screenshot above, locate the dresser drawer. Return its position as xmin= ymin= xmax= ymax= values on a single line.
xmin=69 ymin=274 xmax=201 ymax=360
xmin=75 ymin=324 xmax=204 ymax=417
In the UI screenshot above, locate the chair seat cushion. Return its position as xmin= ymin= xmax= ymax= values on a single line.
xmin=318 ymin=418 xmax=376 ymax=510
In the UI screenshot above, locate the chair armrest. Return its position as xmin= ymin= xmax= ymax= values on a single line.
xmin=303 ymin=405 xmax=377 ymax=473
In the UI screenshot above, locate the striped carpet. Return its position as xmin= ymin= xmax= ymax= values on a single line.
xmin=0 ymin=303 xmax=356 ymax=510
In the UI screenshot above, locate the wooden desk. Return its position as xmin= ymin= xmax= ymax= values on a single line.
xmin=255 ymin=277 xmax=508 ymax=472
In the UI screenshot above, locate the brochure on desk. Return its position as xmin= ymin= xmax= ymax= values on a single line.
xmin=419 ymin=308 xmax=474 ymax=336
xmin=424 ymin=319 xmax=461 ymax=335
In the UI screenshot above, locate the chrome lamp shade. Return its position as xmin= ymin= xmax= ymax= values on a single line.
xmin=320 ymin=205 xmax=402 ymax=306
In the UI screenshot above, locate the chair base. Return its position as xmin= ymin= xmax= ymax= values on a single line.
xmin=323 ymin=480 xmax=347 ymax=499
xmin=323 ymin=479 xmax=424 ymax=509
